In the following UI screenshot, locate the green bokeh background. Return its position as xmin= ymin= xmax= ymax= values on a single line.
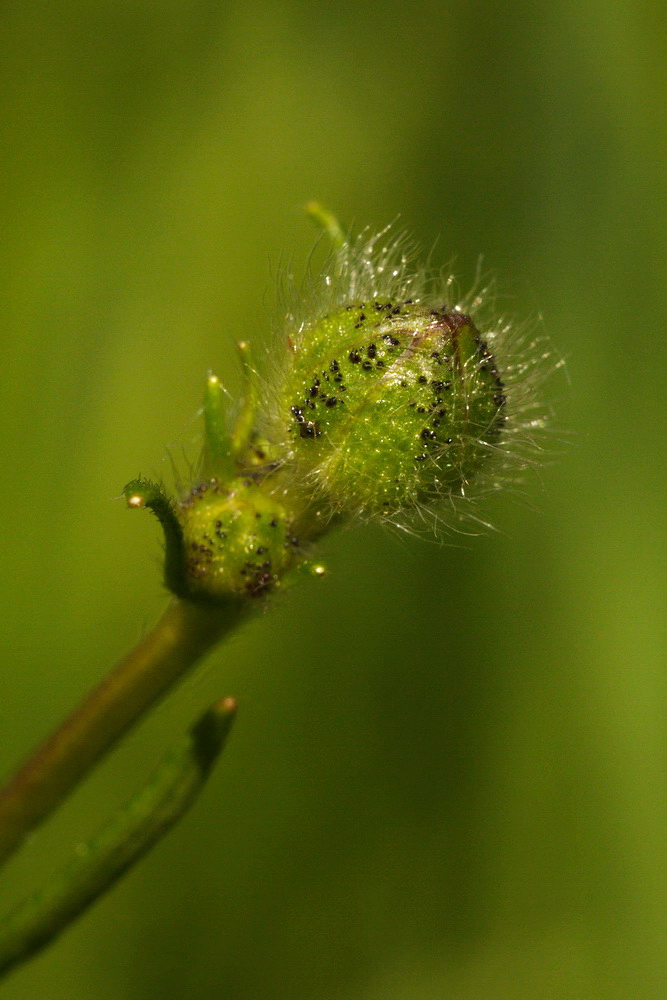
xmin=1 ymin=2 xmax=665 ymax=997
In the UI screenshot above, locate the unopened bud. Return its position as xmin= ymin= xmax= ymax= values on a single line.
xmin=273 ymin=299 xmax=507 ymax=519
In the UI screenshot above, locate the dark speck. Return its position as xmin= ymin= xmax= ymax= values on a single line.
xmin=299 ymin=420 xmax=320 ymax=438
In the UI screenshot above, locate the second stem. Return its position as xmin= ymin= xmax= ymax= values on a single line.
xmin=0 ymin=596 xmax=244 ymax=869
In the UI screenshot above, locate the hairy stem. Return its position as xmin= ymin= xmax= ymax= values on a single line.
xmin=0 ymin=597 xmax=245 ymax=869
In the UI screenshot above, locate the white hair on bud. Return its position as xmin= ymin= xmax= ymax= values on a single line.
xmin=279 ymin=226 xmax=427 ymax=342
xmin=264 ymin=224 xmax=562 ymax=537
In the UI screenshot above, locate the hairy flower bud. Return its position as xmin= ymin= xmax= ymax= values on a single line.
xmin=261 ymin=221 xmax=549 ymax=532
xmin=275 ymin=301 xmax=506 ymax=518
xmin=124 ymin=474 xmax=301 ymax=604
xmin=178 ymin=477 xmax=296 ymax=600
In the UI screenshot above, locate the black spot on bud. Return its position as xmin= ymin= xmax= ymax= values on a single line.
xmin=299 ymin=420 xmax=320 ymax=438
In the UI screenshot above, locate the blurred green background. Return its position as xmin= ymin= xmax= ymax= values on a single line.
xmin=1 ymin=1 xmax=665 ymax=997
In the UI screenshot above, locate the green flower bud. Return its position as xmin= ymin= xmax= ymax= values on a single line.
xmin=275 ymin=301 xmax=506 ymax=518
xmin=125 ymin=474 xmax=302 ymax=604
xmin=262 ymin=225 xmax=545 ymax=528
xmin=177 ymin=476 xmax=296 ymax=601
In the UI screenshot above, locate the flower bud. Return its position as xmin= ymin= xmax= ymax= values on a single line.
xmin=273 ymin=300 xmax=507 ymax=519
xmin=177 ymin=477 xmax=297 ymax=601
xmin=124 ymin=474 xmax=301 ymax=604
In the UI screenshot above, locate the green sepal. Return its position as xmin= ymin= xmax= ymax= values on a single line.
xmin=202 ymin=374 xmax=234 ymax=481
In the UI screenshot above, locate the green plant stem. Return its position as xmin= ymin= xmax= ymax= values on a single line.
xmin=0 ymin=596 xmax=245 ymax=870
xmin=0 ymin=697 xmax=237 ymax=980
